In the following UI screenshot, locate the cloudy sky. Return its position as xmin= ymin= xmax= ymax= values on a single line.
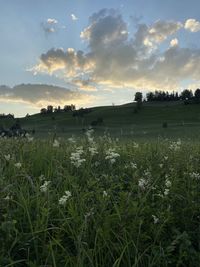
xmin=1 ymin=0 xmax=200 ymax=116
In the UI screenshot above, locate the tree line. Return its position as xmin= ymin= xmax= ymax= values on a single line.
xmin=40 ymin=104 xmax=76 ymax=114
xmin=134 ymin=88 xmax=200 ymax=102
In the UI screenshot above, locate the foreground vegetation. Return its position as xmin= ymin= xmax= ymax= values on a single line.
xmin=0 ymin=131 xmax=200 ymax=266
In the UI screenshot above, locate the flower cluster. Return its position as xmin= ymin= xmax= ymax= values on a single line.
xmin=133 ymin=142 xmax=139 ymax=148
xmin=85 ymin=127 xmax=94 ymax=143
xmin=14 ymin=162 xmax=22 ymax=169
xmin=152 ymin=215 xmax=159 ymax=224
xmin=88 ymin=146 xmax=98 ymax=156
xmin=4 ymin=154 xmax=11 ymax=161
xmin=53 ymin=139 xmax=60 ymax=147
xmin=105 ymin=148 xmax=120 ymax=164
xmin=189 ymin=172 xmax=200 ymax=180
xmin=125 ymin=162 xmax=137 ymax=169
xmin=169 ymin=139 xmax=181 ymax=151
xmin=68 ymin=136 xmax=76 ymax=144
xmin=40 ymin=181 xmax=51 ymax=192
xmin=164 ymin=176 xmax=172 ymax=196
xmin=25 ymin=133 xmax=34 ymax=142
xmin=70 ymin=146 xmax=86 ymax=167
xmin=138 ymin=178 xmax=149 ymax=190
xmin=59 ymin=190 xmax=72 ymax=205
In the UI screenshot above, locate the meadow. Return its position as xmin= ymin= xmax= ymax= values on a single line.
xmin=0 ymin=129 xmax=200 ymax=267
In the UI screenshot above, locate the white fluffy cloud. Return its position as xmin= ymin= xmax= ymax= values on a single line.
xmin=185 ymin=19 xmax=200 ymax=32
xmin=143 ymin=20 xmax=182 ymax=49
xmin=47 ymin=18 xmax=58 ymax=24
xmin=170 ymin=38 xmax=179 ymax=47
xmin=33 ymin=10 xmax=200 ymax=91
xmin=0 ymin=84 xmax=94 ymax=107
xmin=42 ymin=18 xmax=59 ymax=34
xmin=71 ymin=14 xmax=78 ymax=21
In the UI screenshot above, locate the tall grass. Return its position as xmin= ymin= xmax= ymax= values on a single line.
xmin=0 ymin=134 xmax=200 ymax=266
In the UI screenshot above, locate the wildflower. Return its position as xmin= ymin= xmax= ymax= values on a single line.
xmin=159 ymin=163 xmax=163 ymax=168
xmin=70 ymin=146 xmax=86 ymax=167
xmin=59 ymin=190 xmax=72 ymax=205
xmin=103 ymin=190 xmax=108 ymax=197
xmin=169 ymin=139 xmax=181 ymax=151
xmin=94 ymin=161 xmax=100 ymax=167
xmin=28 ymin=136 xmax=34 ymax=142
xmin=164 ymin=188 xmax=170 ymax=196
xmin=84 ymin=208 xmax=94 ymax=219
xmin=189 ymin=172 xmax=200 ymax=180
xmin=53 ymin=139 xmax=60 ymax=147
xmin=152 ymin=215 xmax=159 ymax=224
xmin=105 ymin=148 xmax=120 ymax=164
xmin=39 ymin=174 xmax=45 ymax=181
xmin=4 ymin=154 xmax=11 ymax=161
xmin=4 ymin=195 xmax=12 ymax=201
xmin=130 ymin=162 xmax=137 ymax=169
xmin=144 ymin=169 xmax=151 ymax=178
xmin=165 ymin=179 xmax=172 ymax=188
xmin=14 ymin=162 xmax=22 ymax=169
xmin=85 ymin=127 xmax=94 ymax=143
xmin=164 ymin=156 xmax=168 ymax=161
xmin=88 ymin=146 xmax=98 ymax=156
xmin=68 ymin=136 xmax=76 ymax=143
xmin=133 ymin=142 xmax=139 ymax=148
xmin=40 ymin=181 xmax=51 ymax=192
xmin=138 ymin=178 xmax=148 ymax=190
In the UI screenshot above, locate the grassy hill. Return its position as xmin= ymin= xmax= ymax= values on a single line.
xmin=1 ymin=101 xmax=200 ymax=139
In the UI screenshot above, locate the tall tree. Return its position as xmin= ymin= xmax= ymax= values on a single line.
xmin=181 ymin=89 xmax=193 ymax=100
xmin=194 ymin=88 xmax=200 ymax=100
xmin=134 ymin=92 xmax=143 ymax=102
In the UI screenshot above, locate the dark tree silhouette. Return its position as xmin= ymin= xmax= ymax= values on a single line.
xmin=194 ymin=88 xmax=200 ymax=101
xmin=181 ymin=89 xmax=193 ymax=100
xmin=47 ymin=105 xmax=53 ymax=113
xmin=134 ymin=92 xmax=143 ymax=102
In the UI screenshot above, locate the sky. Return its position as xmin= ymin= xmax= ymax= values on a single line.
xmin=1 ymin=0 xmax=200 ymax=117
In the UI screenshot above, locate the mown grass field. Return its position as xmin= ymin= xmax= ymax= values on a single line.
xmin=1 ymin=130 xmax=200 ymax=266
xmin=1 ymin=101 xmax=200 ymax=139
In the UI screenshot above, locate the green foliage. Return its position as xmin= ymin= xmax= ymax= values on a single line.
xmin=0 ymin=135 xmax=200 ymax=266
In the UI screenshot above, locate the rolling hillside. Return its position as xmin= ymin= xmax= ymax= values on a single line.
xmin=1 ymin=101 xmax=200 ymax=139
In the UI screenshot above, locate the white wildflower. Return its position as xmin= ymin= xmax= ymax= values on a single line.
xmin=94 ymin=161 xmax=100 ymax=167
xmin=53 ymin=139 xmax=60 ymax=147
xmin=130 ymin=162 xmax=137 ymax=169
xmin=164 ymin=188 xmax=170 ymax=196
xmin=14 ymin=162 xmax=22 ymax=169
xmin=68 ymin=136 xmax=76 ymax=143
xmin=105 ymin=148 xmax=120 ymax=164
xmin=165 ymin=179 xmax=172 ymax=188
xmin=103 ymin=190 xmax=108 ymax=197
xmin=88 ymin=146 xmax=98 ymax=156
xmin=4 ymin=154 xmax=11 ymax=161
xmin=138 ymin=178 xmax=148 ymax=190
xmin=28 ymin=136 xmax=34 ymax=142
xmin=152 ymin=215 xmax=159 ymax=224
xmin=40 ymin=180 xmax=51 ymax=192
xmin=169 ymin=139 xmax=181 ymax=151
xmin=59 ymin=190 xmax=72 ymax=205
xmin=39 ymin=174 xmax=45 ymax=181
xmin=189 ymin=172 xmax=200 ymax=180
xmin=133 ymin=142 xmax=139 ymax=148
xmin=4 ymin=195 xmax=13 ymax=201
xmin=144 ymin=169 xmax=151 ymax=178
xmin=84 ymin=208 xmax=94 ymax=219
xmin=85 ymin=127 xmax=94 ymax=143
xmin=70 ymin=146 xmax=86 ymax=167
